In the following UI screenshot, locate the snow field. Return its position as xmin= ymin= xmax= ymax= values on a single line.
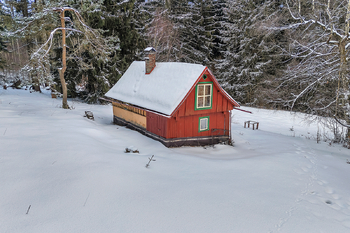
xmin=1 ymin=88 xmax=350 ymax=233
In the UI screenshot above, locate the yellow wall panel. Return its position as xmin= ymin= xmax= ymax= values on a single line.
xmin=113 ymin=106 xmax=147 ymax=128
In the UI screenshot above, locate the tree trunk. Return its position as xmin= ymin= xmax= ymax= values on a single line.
xmin=60 ymin=10 xmax=69 ymax=109
xmin=21 ymin=0 xmax=29 ymax=17
xmin=341 ymin=0 xmax=350 ymax=147
xmin=338 ymin=39 xmax=350 ymax=147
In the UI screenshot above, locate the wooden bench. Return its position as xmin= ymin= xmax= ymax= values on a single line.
xmin=244 ymin=120 xmax=259 ymax=130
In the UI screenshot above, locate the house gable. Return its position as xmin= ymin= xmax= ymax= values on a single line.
xmin=171 ymin=68 xmax=240 ymax=118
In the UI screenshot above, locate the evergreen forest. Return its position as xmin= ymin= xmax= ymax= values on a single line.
xmin=0 ymin=0 xmax=349 ymax=145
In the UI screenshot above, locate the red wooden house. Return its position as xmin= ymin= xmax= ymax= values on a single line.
xmin=103 ymin=48 xmax=241 ymax=147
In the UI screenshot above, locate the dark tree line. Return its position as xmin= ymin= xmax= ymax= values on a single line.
xmin=0 ymin=0 xmax=292 ymax=105
xmin=0 ymin=0 xmax=349 ymax=144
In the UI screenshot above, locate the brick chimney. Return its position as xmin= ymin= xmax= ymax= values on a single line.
xmin=144 ymin=47 xmax=156 ymax=74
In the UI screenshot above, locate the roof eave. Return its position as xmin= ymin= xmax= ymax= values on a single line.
xmin=100 ymin=96 xmax=172 ymax=118
xmin=169 ymin=68 xmax=208 ymax=116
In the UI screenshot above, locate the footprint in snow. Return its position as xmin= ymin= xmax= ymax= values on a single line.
xmin=320 ymin=180 xmax=328 ymax=185
xmin=332 ymin=194 xmax=341 ymax=200
xmin=317 ymin=181 xmax=324 ymax=186
xmin=325 ymin=186 xmax=334 ymax=194
xmin=325 ymin=200 xmax=332 ymax=204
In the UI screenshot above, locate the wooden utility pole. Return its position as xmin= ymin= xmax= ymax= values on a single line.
xmin=56 ymin=8 xmax=69 ymax=109
xmin=27 ymin=6 xmax=103 ymax=109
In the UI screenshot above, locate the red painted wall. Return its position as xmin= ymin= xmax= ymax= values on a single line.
xmin=176 ymin=71 xmax=234 ymax=117
xmin=166 ymin=112 xmax=230 ymax=139
xmin=146 ymin=70 xmax=234 ymax=139
xmin=146 ymin=112 xmax=167 ymax=138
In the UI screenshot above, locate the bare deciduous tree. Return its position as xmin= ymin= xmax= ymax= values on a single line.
xmin=275 ymin=0 xmax=350 ymax=147
xmin=145 ymin=7 xmax=180 ymax=62
xmin=17 ymin=6 xmax=108 ymax=109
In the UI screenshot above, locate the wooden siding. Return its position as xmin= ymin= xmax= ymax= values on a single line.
xmin=164 ymin=71 xmax=232 ymax=139
xmin=146 ymin=112 xmax=167 ymax=138
xmin=176 ymin=72 xmax=234 ymax=118
xmin=113 ymin=104 xmax=146 ymax=128
xmin=166 ymin=112 xmax=230 ymax=139
xmin=113 ymin=102 xmax=146 ymax=116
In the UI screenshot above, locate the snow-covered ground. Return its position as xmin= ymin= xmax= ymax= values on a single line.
xmin=1 ymin=88 xmax=350 ymax=233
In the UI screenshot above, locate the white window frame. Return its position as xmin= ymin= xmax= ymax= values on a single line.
xmin=196 ymin=83 xmax=213 ymax=110
xmin=198 ymin=116 xmax=210 ymax=132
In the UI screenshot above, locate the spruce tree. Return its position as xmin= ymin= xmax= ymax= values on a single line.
xmin=0 ymin=5 xmax=8 ymax=70
xmin=216 ymin=0 xmax=288 ymax=106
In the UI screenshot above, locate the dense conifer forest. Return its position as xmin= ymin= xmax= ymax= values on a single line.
xmin=0 ymin=0 xmax=349 ymax=144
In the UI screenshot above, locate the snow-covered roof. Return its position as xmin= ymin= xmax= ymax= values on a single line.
xmin=105 ymin=61 xmax=206 ymax=115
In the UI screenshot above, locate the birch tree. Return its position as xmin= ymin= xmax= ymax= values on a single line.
xmin=143 ymin=2 xmax=180 ymax=62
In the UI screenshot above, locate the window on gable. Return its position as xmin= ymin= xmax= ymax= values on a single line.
xmin=196 ymin=82 xmax=213 ymax=110
xmin=198 ymin=116 xmax=210 ymax=132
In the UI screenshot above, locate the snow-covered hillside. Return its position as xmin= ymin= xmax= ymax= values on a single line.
xmin=1 ymin=88 xmax=350 ymax=233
